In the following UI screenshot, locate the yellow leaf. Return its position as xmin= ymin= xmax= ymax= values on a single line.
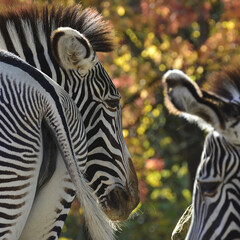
xmin=122 ymin=129 xmax=129 ymax=138
xmin=182 ymin=189 xmax=192 ymax=202
xmin=117 ymin=6 xmax=125 ymax=16
xmin=146 ymin=171 xmax=162 ymax=188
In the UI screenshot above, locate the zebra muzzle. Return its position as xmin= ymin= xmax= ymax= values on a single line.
xmin=104 ymin=187 xmax=135 ymax=221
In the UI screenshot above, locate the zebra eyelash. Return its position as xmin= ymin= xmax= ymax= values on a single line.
xmin=197 ymin=180 xmax=221 ymax=198
xmin=105 ymin=98 xmax=120 ymax=109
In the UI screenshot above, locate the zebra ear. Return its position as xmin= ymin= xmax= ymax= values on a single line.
xmin=51 ymin=27 xmax=98 ymax=75
xmin=162 ymin=70 xmax=225 ymax=130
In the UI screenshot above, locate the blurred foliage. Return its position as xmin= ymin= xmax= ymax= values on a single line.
xmin=3 ymin=0 xmax=240 ymax=239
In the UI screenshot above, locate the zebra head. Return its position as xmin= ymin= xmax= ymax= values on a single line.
xmin=50 ymin=26 xmax=139 ymax=221
xmin=163 ymin=69 xmax=240 ymax=239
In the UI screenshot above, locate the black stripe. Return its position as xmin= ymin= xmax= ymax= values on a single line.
xmin=76 ymin=36 xmax=90 ymax=58
xmin=0 ymin=192 xmax=28 ymax=200
xmin=56 ymin=213 xmax=68 ymax=222
xmin=13 ymin=20 xmax=36 ymax=68
xmin=50 ymin=226 xmax=62 ymax=237
xmin=51 ymin=31 xmax=64 ymax=64
xmin=64 ymin=187 xmax=75 ymax=196
xmin=29 ymin=19 xmax=52 ymax=77
xmin=0 ymin=223 xmax=14 ymax=228
xmin=47 ymin=236 xmax=57 ymax=240
xmin=60 ymin=199 xmax=72 ymax=209
xmin=0 ymin=212 xmax=21 ymax=220
xmin=0 ymin=182 xmax=30 ymax=192
xmin=0 ymin=159 xmax=35 ymax=171
xmin=0 ymin=19 xmax=18 ymax=56
xmin=0 ymin=230 xmax=11 ymax=237
xmin=0 ymin=201 xmax=25 ymax=209
xmin=0 ymin=174 xmax=32 ymax=183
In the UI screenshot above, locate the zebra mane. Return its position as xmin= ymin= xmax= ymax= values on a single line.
xmin=203 ymin=66 xmax=240 ymax=104
xmin=0 ymin=4 xmax=114 ymax=53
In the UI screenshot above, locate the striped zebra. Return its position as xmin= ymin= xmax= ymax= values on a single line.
xmin=0 ymin=50 xmax=114 ymax=240
xmin=163 ymin=69 xmax=240 ymax=239
xmin=0 ymin=4 xmax=139 ymax=240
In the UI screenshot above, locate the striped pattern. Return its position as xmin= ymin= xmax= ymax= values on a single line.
xmin=163 ymin=69 xmax=240 ymax=240
xmin=0 ymin=4 xmax=139 ymax=239
xmin=187 ymin=132 xmax=240 ymax=240
xmin=0 ymin=51 xmax=114 ymax=240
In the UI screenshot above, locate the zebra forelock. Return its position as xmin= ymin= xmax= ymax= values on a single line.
xmin=203 ymin=66 xmax=240 ymax=104
xmin=0 ymin=4 xmax=114 ymax=53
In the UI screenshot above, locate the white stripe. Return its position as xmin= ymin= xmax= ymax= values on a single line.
xmin=21 ymin=20 xmax=41 ymax=69
xmin=36 ymin=20 xmax=57 ymax=80
xmin=0 ymin=30 xmax=8 ymax=50
xmin=6 ymin=21 xmax=25 ymax=60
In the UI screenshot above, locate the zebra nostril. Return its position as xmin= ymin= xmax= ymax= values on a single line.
xmin=107 ymin=188 xmax=129 ymax=209
xmin=108 ymin=190 xmax=118 ymax=208
xmin=103 ymin=187 xmax=138 ymax=221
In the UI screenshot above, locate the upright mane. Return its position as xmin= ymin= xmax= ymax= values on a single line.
xmin=0 ymin=4 xmax=114 ymax=53
xmin=203 ymin=67 xmax=240 ymax=104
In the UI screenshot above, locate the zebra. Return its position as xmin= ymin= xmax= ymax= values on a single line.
xmin=0 ymin=4 xmax=139 ymax=240
xmin=163 ymin=68 xmax=240 ymax=239
xmin=0 ymin=50 xmax=114 ymax=240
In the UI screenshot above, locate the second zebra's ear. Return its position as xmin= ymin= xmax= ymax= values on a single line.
xmin=162 ymin=70 xmax=226 ymax=130
xmin=51 ymin=27 xmax=97 ymax=75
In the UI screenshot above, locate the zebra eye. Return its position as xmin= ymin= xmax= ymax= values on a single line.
xmin=105 ymin=98 xmax=120 ymax=109
xmin=198 ymin=181 xmax=221 ymax=197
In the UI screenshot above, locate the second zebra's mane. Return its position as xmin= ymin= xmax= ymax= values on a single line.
xmin=0 ymin=4 xmax=114 ymax=53
xmin=203 ymin=67 xmax=240 ymax=104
